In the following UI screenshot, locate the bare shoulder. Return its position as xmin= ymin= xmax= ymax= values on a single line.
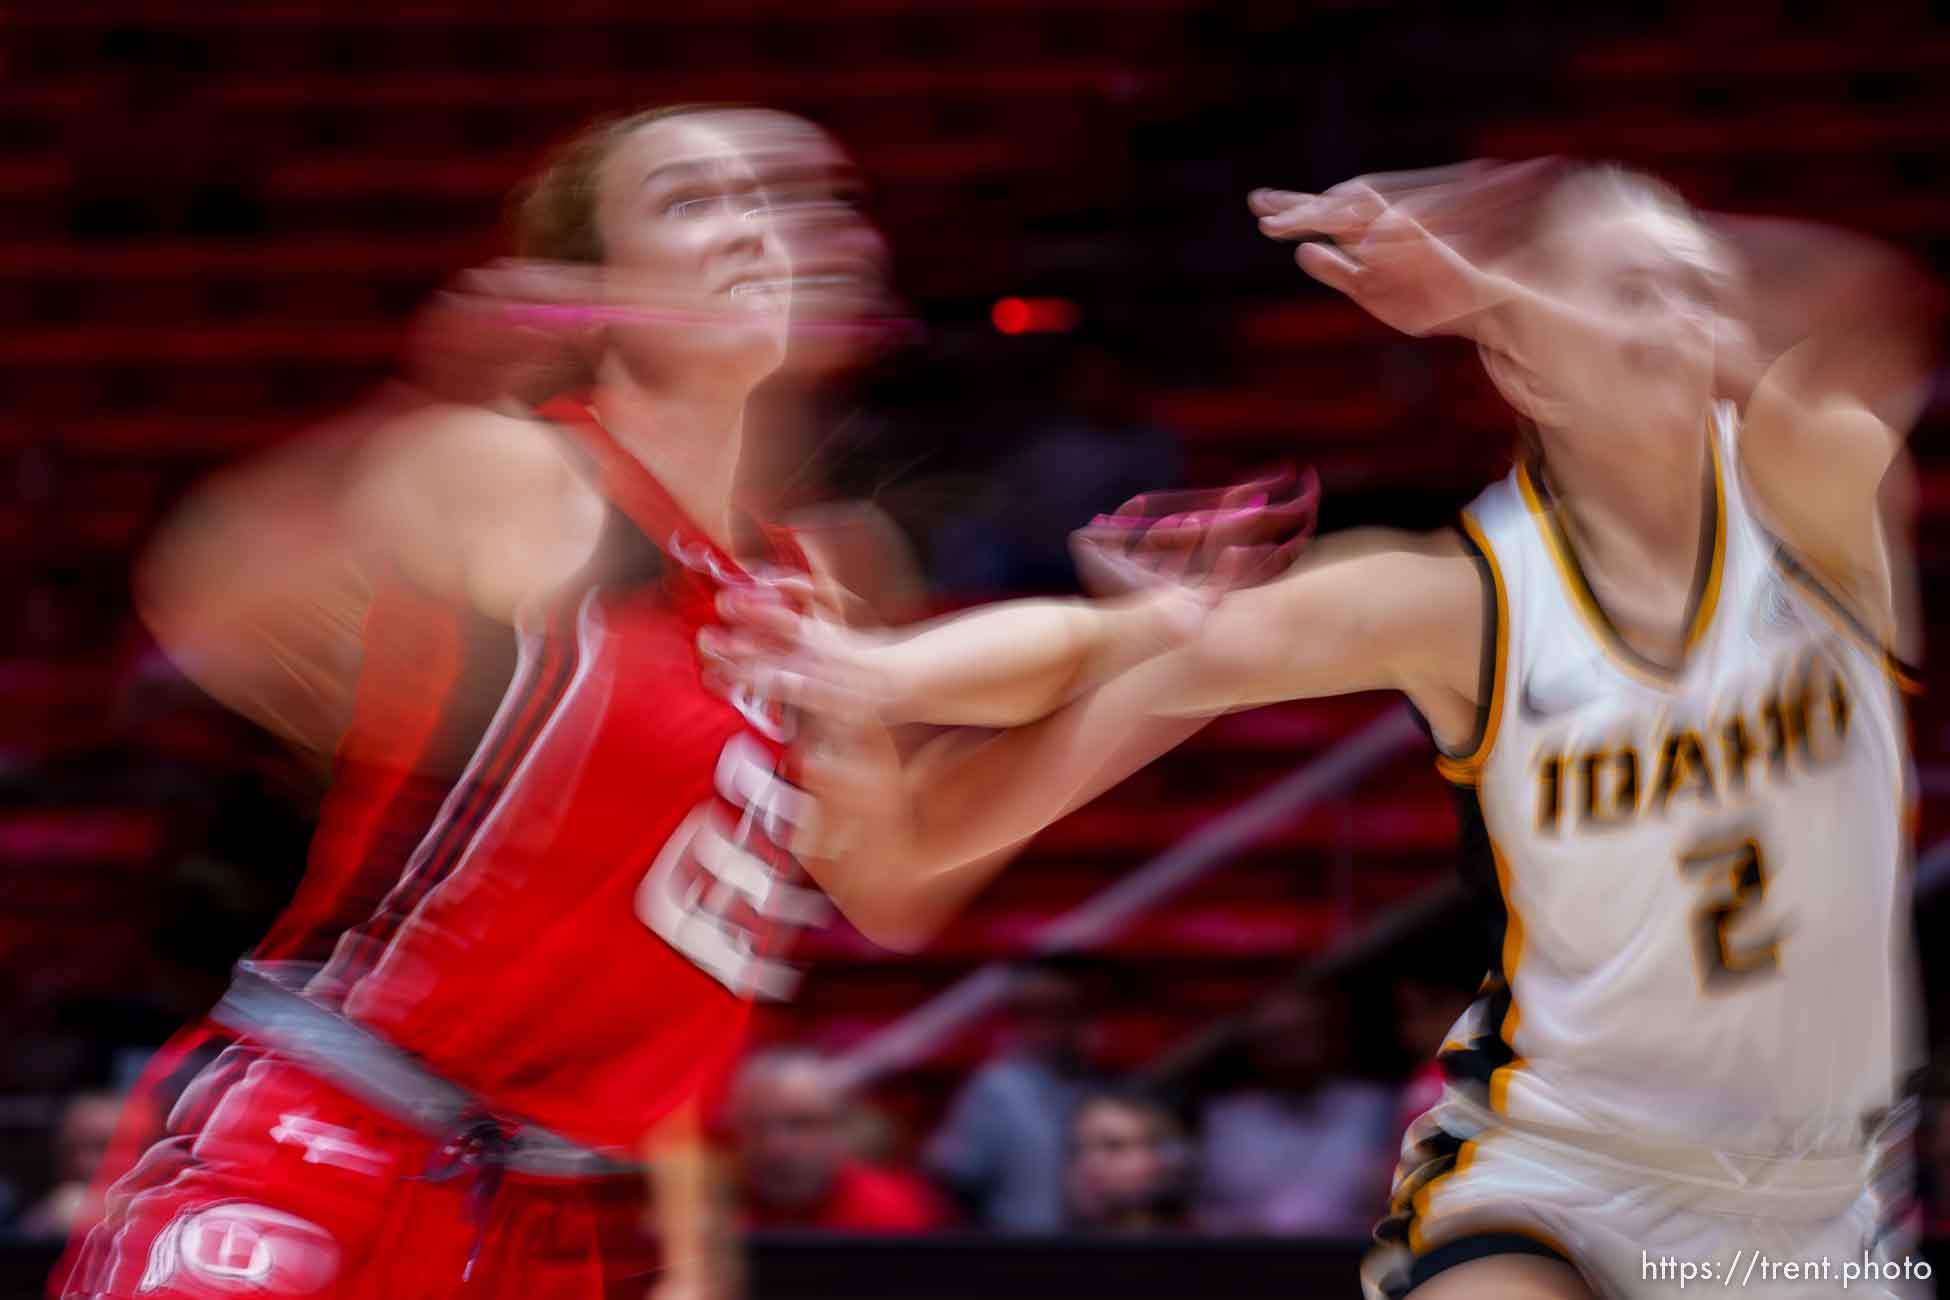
xmin=1738 ymin=351 xmax=1905 ymax=626
xmin=349 ymin=403 xmax=606 ymax=620
xmin=1316 ymin=525 xmax=1486 ymax=696
xmin=366 ymin=402 xmax=580 ymax=491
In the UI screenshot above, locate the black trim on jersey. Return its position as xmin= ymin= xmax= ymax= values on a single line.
xmin=1376 ymin=1128 xmax=1467 ymax=1246
xmin=1436 ymin=980 xmax=1518 ymax=1102
xmin=541 ymin=415 xmax=669 ymax=594
xmin=1435 ymin=523 xmax=1499 ymax=763
xmin=315 ymin=609 xmax=581 ymax=1002
xmin=1369 ymin=1121 xmax=1578 ymax=1299
xmin=1770 ymin=542 xmax=1925 ymax=692
xmin=1401 ymin=1234 xmax=1574 ymax=1296
xmin=1525 ymin=453 xmax=1721 ymax=680
xmin=1445 ymin=782 xmax=1507 ymax=992
xmin=1436 ymin=783 xmax=1518 ymax=1107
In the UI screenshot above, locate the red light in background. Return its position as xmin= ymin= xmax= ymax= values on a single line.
xmin=991 ymin=297 xmax=1079 ymax=335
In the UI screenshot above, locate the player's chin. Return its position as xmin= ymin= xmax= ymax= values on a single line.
xmin=1617 ymin=360 xmax=1712 ymax=424
xmin=705 ymin=310 xmax=791 ymax=378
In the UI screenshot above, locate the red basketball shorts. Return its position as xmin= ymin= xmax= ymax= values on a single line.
xmin=61 ymin=1055 xmax=653 ymax=1300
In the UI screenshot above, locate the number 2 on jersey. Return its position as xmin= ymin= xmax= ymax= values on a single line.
xmin=1676 ymin=836 xmax=1781 ymax=990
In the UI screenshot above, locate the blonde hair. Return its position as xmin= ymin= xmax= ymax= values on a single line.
xmin=1537 ymin=162 xmax=1698 ymax=243
xmin=1503 ymin=161 xmax=1726 ymax=468
xmin=508 ymin=104 xmax=739 ymax=264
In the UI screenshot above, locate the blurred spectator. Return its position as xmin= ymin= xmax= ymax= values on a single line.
xmin=1066 ymin=1091 xmax=1191 ymax=1234
xmin=1194 ymin=983 xmax=1396 ymax=1235
xmin=1917 ymin=1070 xmax=1950 ymax=1237
xmin=1389 ymin=975 xmax=1474 ymax=1148
xmin=19 ymin=1091 xmax=151 ymax=1238
xmin=925 ymin=955 xmax=1103 ymax=1233
xmin=934 ymin=339 xmax=1182 ymax=592
xmin=729 ymin=1047 xmax=945 ymax=1233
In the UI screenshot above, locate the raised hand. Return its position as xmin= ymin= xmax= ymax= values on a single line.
xmin=1251 ymin=158 xmax=1562 ymax=339
xmin=1069 ymin=465 xmax=1320 ymax=609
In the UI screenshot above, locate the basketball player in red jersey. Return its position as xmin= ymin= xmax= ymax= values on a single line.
xmin=61 ymin=105 xmax=1290 ymax=1300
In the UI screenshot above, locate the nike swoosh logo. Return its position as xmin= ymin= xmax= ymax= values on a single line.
xmin=1518 ymin=666 xmax=1601 ymax=722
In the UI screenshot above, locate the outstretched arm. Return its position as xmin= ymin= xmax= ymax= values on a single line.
xmin=710 ymin=587 xmax=1217 ymax=729
xmin=710 ymin=473 xmax=1316 ymax=730
xmin=781 ymin=531 xmax=1483 ymax=951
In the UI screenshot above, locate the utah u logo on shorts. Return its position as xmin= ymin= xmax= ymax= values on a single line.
xmin=139 ymin=1201 xmax=340 ymax=1295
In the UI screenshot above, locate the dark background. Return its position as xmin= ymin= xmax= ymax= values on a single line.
xmin=4 ymin=0 xmax=1950 ymax=1294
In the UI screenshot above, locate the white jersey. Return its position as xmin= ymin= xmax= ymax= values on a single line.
xmin=1433 ymin=403 xmax=1920 ymax=1156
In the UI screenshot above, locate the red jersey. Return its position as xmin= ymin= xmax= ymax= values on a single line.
xmin=303 ymin=398 xmax=827 ymax=1155
xmin=257 ymin=578 xmax=517 ymax=966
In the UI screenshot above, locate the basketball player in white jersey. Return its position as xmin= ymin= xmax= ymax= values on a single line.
xmin=705 ymin=159 xmax=1935 ymax=1299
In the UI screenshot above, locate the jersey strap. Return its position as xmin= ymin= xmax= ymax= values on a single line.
xmin=538 ymin=395 xmax=758 ymax=583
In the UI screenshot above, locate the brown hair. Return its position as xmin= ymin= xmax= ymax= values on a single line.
xmin=508 ymin=103 xmax=739 ymax=264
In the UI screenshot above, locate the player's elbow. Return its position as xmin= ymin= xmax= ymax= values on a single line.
xmin=820 ymin=850 xmax=959 ymax=955
xmin=831 ymin=891 xmax=940 ymax=955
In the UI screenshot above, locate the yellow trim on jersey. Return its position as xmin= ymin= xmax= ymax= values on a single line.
xmin=1407 ymin=1138 xmax=1477 ymax=1255
xmin=1514 ymin=430 xmax=1725 ymax=690
xmin=1400 ymin=1132 xmax=1578 ymax=1265
xmin=1487 ymin=839 xmax=1528 ymax=1114
xmin=1434 ymin=510 xmax=1509 ymax=786
xmin=1687 ymin=432 xmax=1728 ymax=651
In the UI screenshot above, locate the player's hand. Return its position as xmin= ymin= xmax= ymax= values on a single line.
xmin=1069 ymin=466 xmax=1320 ymax=614
xmin=695 ymin=589 xmax=905 ymax=862
xmin=1251 ymin=158 xmax=1560 ymax=339
xmin=698 ymin=590 xmax=896 ymax=726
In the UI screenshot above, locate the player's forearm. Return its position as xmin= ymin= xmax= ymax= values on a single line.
xmin=901 ymin=670 xmax=1210 ymax=876
xmin=642 ymin=1101 xmax=736 ymax=1297
xmin=803 ymin=664 xmax=1206 ymax=953
xmin=868 ymin=591 xmax=1195 ymax=728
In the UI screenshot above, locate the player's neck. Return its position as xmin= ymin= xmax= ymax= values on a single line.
xmin=1538 ymin=421 xmax=1709 ymax=580
xmin=738 ymin=372 xmax=850 ymax=515
xmin=592 ymin=360 xmax=750 ymax=554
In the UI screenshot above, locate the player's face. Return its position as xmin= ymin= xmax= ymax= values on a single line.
xmin=593 ymin=115 xmax=792 ymax=382
xmin=1535 ymin=203 xmax=1723 ymax=444
xmin=722 ymin=110 xmax=896 ymax=376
